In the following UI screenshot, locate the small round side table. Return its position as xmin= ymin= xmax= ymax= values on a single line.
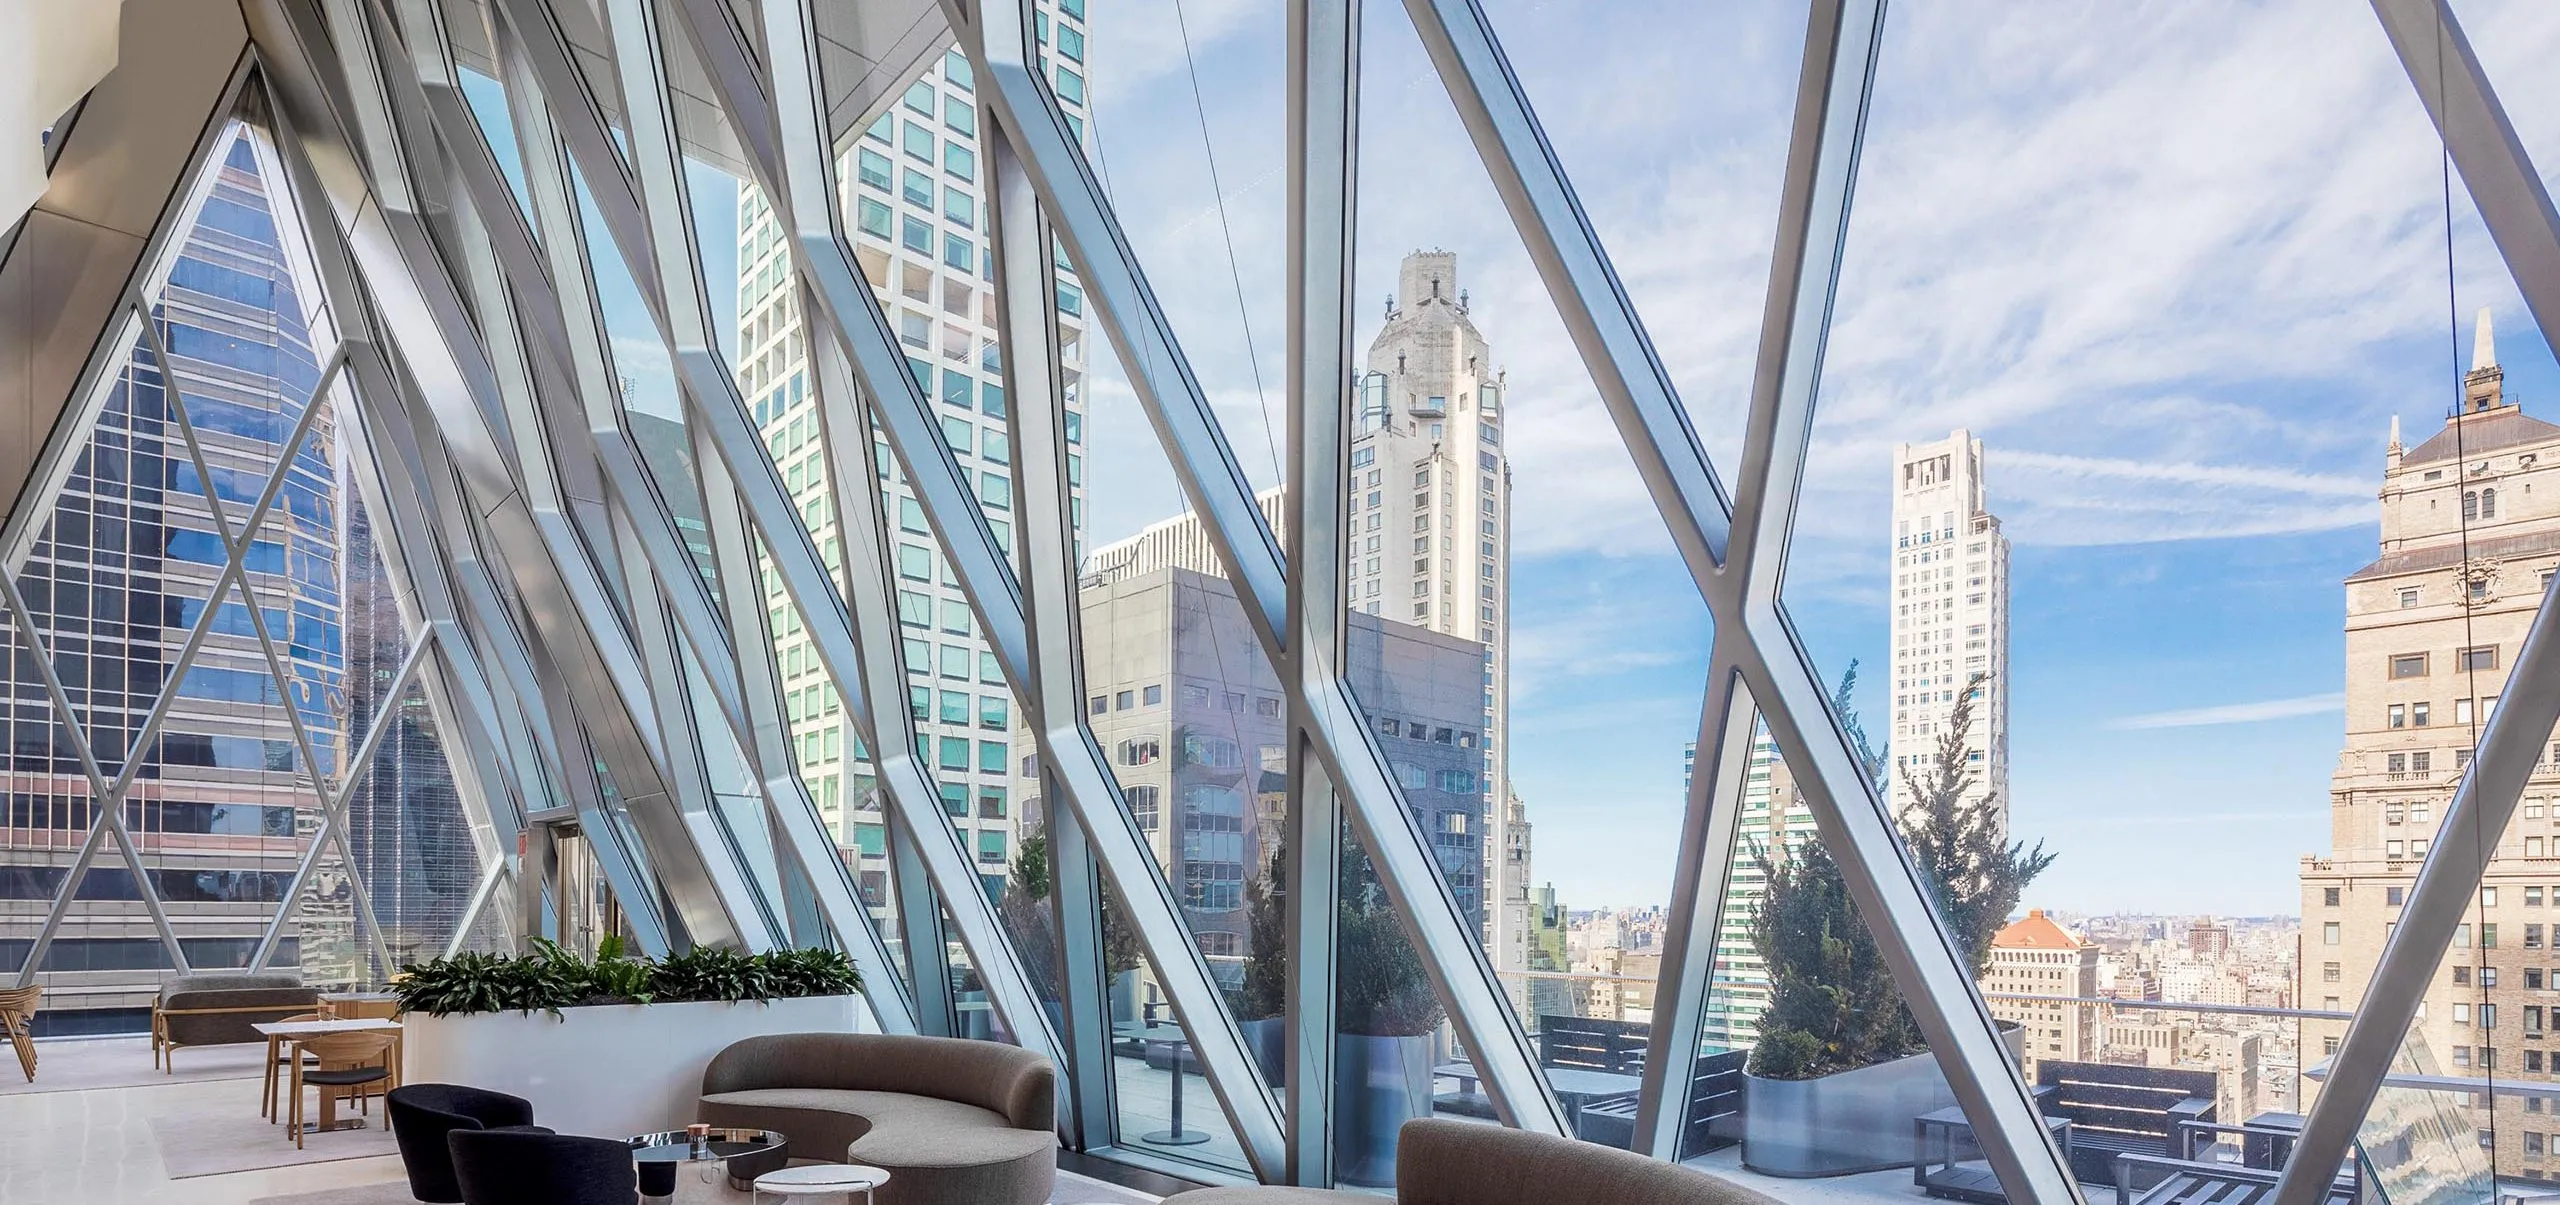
xmin=752 ymin=1164 xmax=890 ymax=1204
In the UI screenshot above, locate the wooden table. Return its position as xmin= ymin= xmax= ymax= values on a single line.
xmin=254 ymin=1018 xmax=402 ymax=1134
xmin=318 ymin=992 xmax=401 ymax=1021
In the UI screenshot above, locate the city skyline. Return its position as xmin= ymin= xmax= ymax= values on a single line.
xmin=1075 ymin=0 xmax=2560 ymax=917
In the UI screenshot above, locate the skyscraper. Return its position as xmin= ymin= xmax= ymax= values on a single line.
xmin=1886 ymin=430 xmax=2010 ymax=820
xmin=0 ymin=130 xmax=385 ymax=1027
xmin=1348 ymin=250 xmax=1531 ymax=973
xmin=733 ymin=13 xmax=1092 ymax=907
xmin=2301 ymin=311 xmax=2560 ymax=1168
xmin=1687 ymin=728 xmax=1820 ymax=1049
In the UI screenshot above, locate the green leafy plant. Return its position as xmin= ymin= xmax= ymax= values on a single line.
xmin=1234 ymin=847 xmax=1288 ymax=1022
xmin=651 ymin=946 xmax=776 ymax=1004
xmin=393 ymin=950 xmax=585 ymax=1018
xmin=763 ymin=946 xmax=862 ymax=999
xmin=391 ymin=943 xmax=860 ymax=1018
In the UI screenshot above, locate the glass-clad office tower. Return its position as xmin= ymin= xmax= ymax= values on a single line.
xmin=19 ymin=1 xmax=2560 ymax=1200
xmin=0 ymin=128 xmax=479 ymax=1031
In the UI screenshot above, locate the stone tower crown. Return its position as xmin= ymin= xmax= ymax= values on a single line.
xmin=1396 ymin=250 xmax=1460 ymax=314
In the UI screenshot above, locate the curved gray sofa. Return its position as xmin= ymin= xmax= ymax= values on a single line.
xmin=697 ymin=1032 xmax=1055 ymax=1205
xmin=1172 ymin=1118 xmax=1783 ymax=1205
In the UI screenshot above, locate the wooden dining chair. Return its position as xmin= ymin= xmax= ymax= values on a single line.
xmin=261 ymin=1012 xmax=323 ymax=1122
xmin=286 ymin=1030 xmax=397 ymax=1149
xmin=0 ymin=985 xmax=39 ymax=1083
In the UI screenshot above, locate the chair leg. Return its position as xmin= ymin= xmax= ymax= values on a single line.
xmin=290 ymin=1068 xmax=303 ymax=1150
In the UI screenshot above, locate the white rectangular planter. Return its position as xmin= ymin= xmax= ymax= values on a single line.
xmin=401 ymin=995 xmax=870 ymax=1140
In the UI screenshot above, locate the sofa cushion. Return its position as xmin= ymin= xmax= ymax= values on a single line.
xmin=1169 ymin=1190 xmax=1369 ymax=1204
xmin=700 ymin=1087 xmax=1054 ymax=1168
xmin=159 ymin=973 xmax=301 ymax=1002
xmin=701 ymin=1032 xmax=1054 ymax=1132
xmin=1396 ymin=1118 xmax=1782 ymax=1205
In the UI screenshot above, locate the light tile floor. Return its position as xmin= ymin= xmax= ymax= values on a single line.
xmin=0 ymin=1065 xmax=402 ymax=1205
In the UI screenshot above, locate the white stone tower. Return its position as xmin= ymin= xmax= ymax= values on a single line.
xmin=1347 ymin=250 xmax=1531 ymax=970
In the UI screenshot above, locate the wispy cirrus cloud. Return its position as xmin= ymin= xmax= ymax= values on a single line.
xmin=2105 ymin=693 xmax=2344 ymax=731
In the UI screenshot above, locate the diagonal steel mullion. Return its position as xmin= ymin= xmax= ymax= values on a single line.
xmin=252 ymin=0 xmax=759 ymax=951
xmin=565 ymin=0 xmax=1069 ymax=1054
xmin=137 ymin=298 xmax=401 ymax=982
xmin=0 ymin=567 xmax=190 ymax=985
xmin=333 ymin=375 xmax=531 ymax=905
xmin=422 ymin=48 xmax=783 ymax=954
xmin=1399 ymin=0 xmax=1734 ymax=583
xmin=2273 ymin=3 xmax=2560 ymax=1198
xmin=102 ymin=342 xmax=347 ymax=810
xmin=250 ymin=634 xmax=436 ymax=971
xmin=1632 ymin=647 xmax=1757 ymax=1158
xmin=985 ymin=120 xmax=1287 ymax=1171
xmin=946 ymin=0 xmax=1564 ymax=1137
xmin=572 ymin=0 xmax=1048 ymax=1021
xmin=350 ymin=232 xmax=716 ymax=951
xmin=20 ymin=329 xmax=356 ymax=984
xmin=948 ymin=0 xmax=1286 ymax=659
xmin=1281 ymin=0 xmax=1361 ymax=1178
xmin=136 ymin=292 xmax=402 ymax=980
xmin=354 ymin=347 xmax=673 ymax=955
xmin=442 ymin=853 xmax=511 ymax=958
xmin=1695 ymin=22 xmax=2068 ymax=1187
xmin=1401 ymin=0 xmax=2076 ymax=1191
xmin=980 ymin=127 xmax=1121 ymax=1144
xmin=477 ymin=18 xmax=905 ymax=1000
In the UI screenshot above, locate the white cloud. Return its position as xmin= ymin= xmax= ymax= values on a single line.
xmin=2105 ymin=693 xmax=2344 ymax=731
xmin=1079 ymin=1 xmax=2560 ymax=581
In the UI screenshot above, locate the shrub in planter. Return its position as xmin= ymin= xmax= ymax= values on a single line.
xmin=1235 ymin=845 xmax=1445 ymax=1185
xmin=1742 ymin=664 xmax=2054 ymax=1175
xmin=392 ymin=942 xmax=860 ymax=1018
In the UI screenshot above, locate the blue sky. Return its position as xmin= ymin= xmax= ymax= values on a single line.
xmin=467 ymin=4 xmax=2560 ymax=919
xmin=1071 ymin=0 xmax=2560 ymax=917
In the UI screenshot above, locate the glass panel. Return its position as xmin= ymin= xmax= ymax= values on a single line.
xmin=0 ymin=124 xmax=350 ymax=1027
xmin=1109 ymin=895 xmax=1249 ymax=1167
xmin=1766 ymin=3 xmax=2475 ymax=1197
xmin=336 ymin=501 xmax=484 ymax=970
xmin=2425 ymin=10 xmax=2560 ymax=1183
xmin=455 ymin=65 xmax=536 ymax=228
xmin=1323 ymin=6 xmax=1714 ymax=1174
xmin=756 ymin=538 xmax=909 ymax=989
xmin=568 ymin=162 xmax=722 ymax=601
xmin=1073 ymin=425 xmax=1282 ymax=1176
xmin=1082 ymin=0 xmax=1288 ymax=494
xmin=1464 ymin=0 xmax=1808 ymax=473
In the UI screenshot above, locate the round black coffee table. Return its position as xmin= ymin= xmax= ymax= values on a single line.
xmin=628 ymin=1127 xmax=788 ymax=1197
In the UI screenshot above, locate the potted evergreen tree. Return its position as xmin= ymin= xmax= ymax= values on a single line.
xmin=1741 ymin=666 xmax=2051 ymax=1177
xmin=1233 ymin=843 xmax=1446 ymax=1186
xmin=1235 ymin=848 xmax=1290 ymax=1085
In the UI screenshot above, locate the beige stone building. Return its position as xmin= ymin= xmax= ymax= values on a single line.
xmin=1985 ymin=909 xmax=2100 ymax=1077
xmin=2301 ymin=312 xmax=2560 ymax=1177
xmin=1349 ymin=251 xmax=1533 ymax=974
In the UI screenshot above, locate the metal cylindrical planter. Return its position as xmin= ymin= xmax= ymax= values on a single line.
xmin=1240 ymin=1017 xmax=1287 ymax=1089
xmin=1740 ymin=1021 xmax=2025 ymax=1177
xmin=1741 ymin=1045 xmax=1955 ymax=1176
xmin=1333 ymin=1033 xmax=1433 ymax=1187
